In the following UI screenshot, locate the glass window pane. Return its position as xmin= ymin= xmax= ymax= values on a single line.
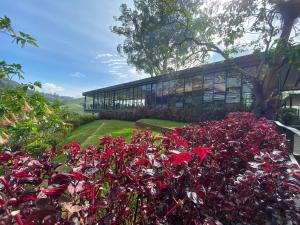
xmin=176 ymin=96 xmax=184 ymax=108
xmin=185 ymin=77 xmax=193 ymax=92
xmin=226 ymin=89 xmax=241 ymax=103
xmin=176 ymin=79 xmax=184 ymax=93
xmin=204 ymin=74 xmax=214 ymax=90
xmin=192 ymin=94 xmax=202 ymax=107
xmin=157 ymin=83 xmax=163 ymax=97
xmin=214 ymin=92 xmax=225 ymax=101
xmin=215 ymin=72 xmax=225 ymax=83
xmin=185 ymin=95 xmax=193 ymax=108
xmin=169 ymin=80 xmax=176 ymax=94
xmin=192 ymin=75 xmax=203 ymax=91
xmin=227 ymin=72 xmax=241 ymax=88
xmin=215 ymin=83 xmax=226 ymax=92
xmin=203 ymin=90 xmax=213 ymax=102
xmin=163 ymin=81 xmax=170 ymax=96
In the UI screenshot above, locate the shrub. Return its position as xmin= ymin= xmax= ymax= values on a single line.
xmin=278 ymin=108 xmax=300 ymax=125
xmin=98 ymin=104 xmax=249 ymax=122
xmin=0 ymin=89 xmax=70 ymax=151
xmin=66 ymin=114 xmax=97 ymax=129
xmin=0 ymin=112 xmax=299 ymax=224
xmin=24 ymin=140 xmax=50 ymax=157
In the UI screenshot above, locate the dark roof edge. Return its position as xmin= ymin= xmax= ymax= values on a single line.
xmin=83 ymin=54 xmax=260 ymax=96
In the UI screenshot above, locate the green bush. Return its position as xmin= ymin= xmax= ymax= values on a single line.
xmin=278 ymin=108 xmax=300 ymax=125
xmin=98 ymin=104 xmax=250 ymax=122
xmin=66 ymin=114 xmax=97 ymax=129
xmin=0 ymin=89 xmax=70 ymax=151
xmin=25 ymin=140 xmax=50 ymax=157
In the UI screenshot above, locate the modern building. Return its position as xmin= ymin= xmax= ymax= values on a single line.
xmin=83 ymin=54 xmax=300 ymax=117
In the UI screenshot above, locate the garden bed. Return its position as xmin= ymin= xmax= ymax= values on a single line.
xmin=0 ymin=112 xmax=299 ymax=224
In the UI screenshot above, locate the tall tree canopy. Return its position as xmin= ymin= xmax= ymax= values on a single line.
xmin=112 ymin=0 xmax=206 ymax=76
xmin=113 ymin=0 xmax=300 ymax=117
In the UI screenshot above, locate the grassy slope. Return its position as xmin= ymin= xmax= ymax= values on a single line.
xmin=56 ymin=118 xmax=180 ymax=162
xmin=137 ymin=118 xmax=186 ymax=129
xmin=63 ymin=120 xmax=137 ymax=148
xmin=63 ymin=118 xmax=184 ymax=149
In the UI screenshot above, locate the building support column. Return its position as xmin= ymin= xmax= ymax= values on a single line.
xmin=92 ymin=95 xmax=95 ymax=110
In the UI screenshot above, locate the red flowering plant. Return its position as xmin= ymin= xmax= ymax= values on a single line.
xmin=0 ymin=112 xmax=299 ymax=224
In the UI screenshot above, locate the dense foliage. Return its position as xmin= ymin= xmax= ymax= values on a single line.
xmin=0 ymin=112 xmax=299 ymax=224
xmin=66 ymin=114 xmax=97 ymax=129
xmin=112 ymin=0 xmax=203 ymax=76
xmin=278 ymin=108 xmax=300 ymax=125
xmin=99 ymin=104 xmax=248 ymax=122
xmin=0 ymin=87 xmax=70 ymax=152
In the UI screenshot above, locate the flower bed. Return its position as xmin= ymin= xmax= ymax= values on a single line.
xmin=0 ymin=112 xmax=299 ymax=224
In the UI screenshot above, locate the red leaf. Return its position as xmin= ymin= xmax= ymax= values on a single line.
xmin=169 ymin=151 xmax=192 ymax=165
xmin=262 ymin=163 xmax=272 ymax=172
xmin=41 ymin=184 xmax=68 ymax=197
xmin=0 ymin=152 xmax=12 ymax=162
xmin=102 ymin=149 xmax=114 ymax=159
xmin=193 ymin=147 xmax=211 ymax=163
xmin=12 ymin=170 xmax=31 ymax=178
xmin=133 ymin=157 xmax=151 ymax=167
xmin=18 ymin=194 xmax=38 ymax=203
xmin=71 ymin=171 xmax=86 ymax=181
xmin=70 ymin=141 xmax=81 ymax=151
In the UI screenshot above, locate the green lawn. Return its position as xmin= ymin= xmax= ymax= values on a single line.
xmin=63 ymin=118 xmax=184 ymax=150
xmin=63 ymin=120 xmax=137 ymax=148
xmin=137 ymin=118 xmax=186 ymax=129
xmin=56 ymin=118 xmax=179 ymax=162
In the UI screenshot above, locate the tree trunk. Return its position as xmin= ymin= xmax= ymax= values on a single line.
xmin=256 ymin=15 xmax=297 ymax=119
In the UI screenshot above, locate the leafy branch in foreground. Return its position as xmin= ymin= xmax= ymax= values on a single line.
xmin=0 ymin=15 xmax=38 ymax=81
xmin=0 ymin=15 xmax=38 ymax=47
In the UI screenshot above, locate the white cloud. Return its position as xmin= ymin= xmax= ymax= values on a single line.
xmin=93 ymin=52 xmax=149 ymax=83
xmin=110 ymin=65 xmax=124 ymax=70
xmin=101 ymin=58 xmax=127 ymax=64
xmin=95 ymin=53 xmax=114 ymax=59
xmin=40 ymin=82 xmax=64 ymax=94
xmin=71 ymin=72 xmax=86 ymax=78
xmin=108 ymin=62 xmax=127 ymax=66
xmin=128 ymin=68 xmax=147 ymax=79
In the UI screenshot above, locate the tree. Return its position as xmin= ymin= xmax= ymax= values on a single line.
xmin=206 ymin=0 xmax=300 ymax=118
xmin=112 ymin=0 xmax=205 ymax=77
xmin=113 ymin=0 xmax=300 ymax=118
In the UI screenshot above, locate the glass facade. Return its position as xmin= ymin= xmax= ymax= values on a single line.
xmin=84 ymin=64 xmax=258 ymax=111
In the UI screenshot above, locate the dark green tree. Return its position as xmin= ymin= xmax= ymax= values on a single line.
xmin=112 ymin=0 xmax=205 ymax=76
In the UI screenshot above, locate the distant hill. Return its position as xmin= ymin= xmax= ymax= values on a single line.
xmin=0 ymin=78 xmax=19 ymax=89
xmin=0 ymin=78 xmax=86 ymax=114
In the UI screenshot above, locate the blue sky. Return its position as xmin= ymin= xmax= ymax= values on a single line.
xmin=0 ymin=0 xmax=150 ymax=97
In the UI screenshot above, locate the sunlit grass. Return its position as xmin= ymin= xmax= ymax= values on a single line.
xmin=137 ymin=118 xmax=186 ymax=129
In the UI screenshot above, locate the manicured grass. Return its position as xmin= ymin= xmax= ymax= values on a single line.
xmin=63 ymin=120 xmax=137 ymax=148
xmin=137 ymin=118 xmax=186 ymax=129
